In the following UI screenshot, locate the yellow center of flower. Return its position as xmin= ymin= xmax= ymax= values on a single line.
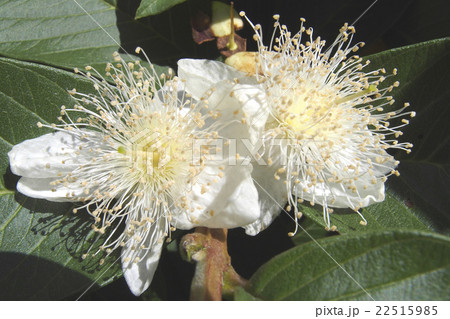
xmin=134 ymin=145 xmax=162 ymax=172
xmin=115 ymin=110 xmax=194 ymax=185
xmin=135 ymin=137 xmax=182 ymax=182
xmin=272 ymin=81 xmax=341 ymax=139
xmin=285 ymin=90 xmax=335 ymax=135
xmin=118 ymin=142 xmax=165 ymax=177
xmin=277 ymin=82 xmax=378 ymax=139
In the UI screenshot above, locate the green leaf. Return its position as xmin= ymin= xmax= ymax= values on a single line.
xmin=101 ymin=0 xmax=117 ymax=6
xmin=247 ymin=230 xmax=450 ymax=300
xmin=0 ymin=0 xmax=212 ymax=71
xmin=291 ymin=217 xmax=337 ymax=246
xmin=0 ymin=0 xmax=123 ymax=71
xmin=300 ymin=190 xmax=429 ymax=234
xmin=135 ymin=0 xmax=187 ymax=18
xmin=234 ymin=286 xmax=261 ymax=301
xmin=367 ymin=38 xmax=450 ymax=234
xmin=0 ymin=58 xmax=122 ymax=300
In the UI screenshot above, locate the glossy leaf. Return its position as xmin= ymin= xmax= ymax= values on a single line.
xmin=0 ymin=0 xmax=213 ymax=71
xmin=300 ymin=191 xmax=429 ymax=235
xmin=367 ymin=38 xmax=450 ymax=234
xmin=0 ymin=0 xmax=121 ymax=71
xmin=135 ymin=0 xmax=186 ymax=18
xmin=291 ymin=217 xmax=337 ymax=246
xmin=247 ymin=230 xmax=450 ymax=300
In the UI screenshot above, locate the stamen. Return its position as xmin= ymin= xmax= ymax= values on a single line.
xmin=335 ymin=84 xmax=377 ymax=104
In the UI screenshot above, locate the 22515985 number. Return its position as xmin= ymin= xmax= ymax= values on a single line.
xmin=376 ymin=305 xmax=438 ymax=316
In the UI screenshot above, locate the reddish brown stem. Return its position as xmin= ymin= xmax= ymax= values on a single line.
xmin=180 ymin=227 xmax=247 ymax=301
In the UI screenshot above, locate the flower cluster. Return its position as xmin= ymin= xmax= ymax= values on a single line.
xmin=8 ymin=14 xmax=413 ymax=296
xmin=178 ymin=13 xmax=414 ymax=235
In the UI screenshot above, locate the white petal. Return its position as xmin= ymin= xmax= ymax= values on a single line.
xmin=177 ymin=59 xmax=255 ymax=98
xmin=293 ymin=173 xmax=385 ymax=209
xmin=16 ymin=177 xmax=83 ymax=202
xmin=243 ymin=163 xmax=287 ymax=236
xmin=8 ymin=131 xmax=87 ymax=178
xmin=298 ymin=142 xmax=393 ymax=209
xmin=200 ymin=82 xmax=268 ymax=162
xmin=173 ymin=164 xmax=260 ymax=229
xmin=212 ymin=167 xmax=260 ymax=228
xmin=122 ymin=218 xmax=166 ymax=296
xmin=232 ymin=84 xmax=270 ymax=144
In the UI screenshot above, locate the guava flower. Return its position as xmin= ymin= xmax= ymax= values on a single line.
xmin=179 ymin=14 xmax=415 ymax=236
xmin=8 ymin=49 xmax=260 ymax=296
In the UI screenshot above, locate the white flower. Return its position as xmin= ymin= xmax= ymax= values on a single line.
xmin=179 ymin=14 xmax=415 ymax=236
xmin=8 ymin=49 xmax=260 ymax=296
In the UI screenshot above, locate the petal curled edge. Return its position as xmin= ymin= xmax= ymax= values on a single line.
xmin=292 ymin=144 xmax=395 ymax=209
xmin=16 ymin=177 xmax=84 ymax=202
xmin=122 ymin=218 xmax=166 ymax=296
xmin=293 ymin=175 xmax=386 ymax=209
xmin=8 ymin=131 xmax=88 ymax=178
xmin=173 ymin=164 xmax=260 ymax=230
